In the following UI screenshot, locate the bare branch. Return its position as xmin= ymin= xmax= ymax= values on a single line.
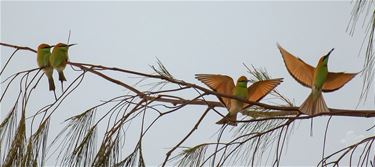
xmin=1 ymin=41 xmax=375 ymax=166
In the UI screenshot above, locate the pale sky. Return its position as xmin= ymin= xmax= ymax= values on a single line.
xmin=1 ymin=1 xmax=374 ymax=166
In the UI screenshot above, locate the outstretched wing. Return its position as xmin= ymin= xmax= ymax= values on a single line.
xmin=278 ymin=44 xmax=314 ymax=88
xmin=195 ymin=74 xmax=235 ymax=109
xmin=245 ymin=78 xmax=283 ymax=108
xmin=322 ymin=72 xmax=357 ymax=92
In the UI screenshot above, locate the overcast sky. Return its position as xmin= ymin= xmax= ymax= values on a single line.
xmin=2 ymin=1 xmax=374 ymax=166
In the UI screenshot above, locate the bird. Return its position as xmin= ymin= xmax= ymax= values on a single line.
xmin=37 ymin=43 xmax=55 ymax=91
xmin=50 ymin=43 xmax=76 ymax=85
xmin=195 ymin=74 xmax=283 ymax=126
xmin=277 ymin=44 xmax=357 ymax=115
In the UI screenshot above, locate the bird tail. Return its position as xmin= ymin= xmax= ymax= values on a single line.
xmin=44 ymin=68 xmax=55 ymax=91
xmin=216 ymin=113 xmax=237 ymax=126
xmin=48 ymin=77 xmax=55 ymax=91
xmin=299 ymin=91 xmax=329 ymax=115
xmin=58 ymin=71 xmax=67 ymax=82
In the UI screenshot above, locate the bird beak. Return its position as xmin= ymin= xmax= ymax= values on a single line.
xmin=68 ymin=43 xmax=77 ymax=47
xmin=326 ymin=48 xmax=334 ymax=57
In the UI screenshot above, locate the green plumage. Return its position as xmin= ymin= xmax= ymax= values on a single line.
xmin=50 ymin=43 xmax=72 ymax=82
xmin=221 ymin=80 xmax=249 ymax=126
xmin=231 ymin=81 xmax=249 ymax=109
xmin=300 ymin=55 xmax=330 ymax=115
xmin=37 ymin=44 xmax=55 ymax=91
xmin=313 ymin=57 xmax=328 ymax=89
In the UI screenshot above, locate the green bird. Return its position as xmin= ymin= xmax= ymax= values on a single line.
xmin=196 ymin=74 xmax=283 ymax=126
xmin=278 ymin=44 xmax=357 ymax=115
xmin=37 ymin=43 xmax=55 ymax=91
xmin=50 ymin=43 xmax=76 ymax=83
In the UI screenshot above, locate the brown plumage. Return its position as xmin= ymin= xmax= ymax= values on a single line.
xmin=278 ymin=44 xmax=358 ymax=115
xmin=195 ymin=74 xmax=283 ymax=125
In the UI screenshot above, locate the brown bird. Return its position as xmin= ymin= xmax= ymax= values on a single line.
xmin=196 ymin=74 xmax=283 ymax=126
xmin=278 ymin=44 xmax=357 ymax=115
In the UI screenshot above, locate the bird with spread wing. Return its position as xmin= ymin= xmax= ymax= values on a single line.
xmin=195 ymin=74 xmax=283 ymax=126
xmin=278 ymin=44 xmax=357 ymax=115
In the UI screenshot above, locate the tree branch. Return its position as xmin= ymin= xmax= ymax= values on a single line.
xmin=1 ymin=41 xmax=374 ymax=119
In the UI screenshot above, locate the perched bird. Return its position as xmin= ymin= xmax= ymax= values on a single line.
xmin=278 ymin=44 xmax=357 ymax=115
xmin=37 ymin=43 xmax=55 ymax=91
xmin=50 ymin=43 xmax=76 ymax=83
xmin=196 ymin=74 xmax=283 ymax=126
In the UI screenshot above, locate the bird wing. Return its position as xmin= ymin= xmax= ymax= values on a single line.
xmin=245 ymin=78 xmax=283 ymax=108
xmin=278 ymin=44 xmax=315 ymax=88
xmin=322 ymin=72 xmax=357 ymax=92
xmin=195 ymin=74 xmax=235 ymax=109
xmin=44 ymin=53 xmax=52 ymax=67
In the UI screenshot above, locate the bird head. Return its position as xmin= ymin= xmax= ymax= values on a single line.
xmin=319 ymin=48 xmax=334 ymax=66
xmin=53 ymin=43 xmax=77 ymax=52
xmin=37 ymin=43 xmax=52 ymax=52
xmin=52 ymin=43 xmax=77 ymax=52
xmin=237 ymin=76 xmax=249 ymax=87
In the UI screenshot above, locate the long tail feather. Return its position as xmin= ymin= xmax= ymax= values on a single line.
xmin=300 ymin=91 xmax=329 ymax=136
xmin=216 ymin=113 xmax=237 ymax=126
xmin=310 ymin=119 xmax=314 ymax=136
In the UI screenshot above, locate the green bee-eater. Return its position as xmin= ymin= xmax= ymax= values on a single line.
xmin=196 ymin=74 xmax=283 ymax=126
xmin=37 ymin=43 xmax=55 ymax=91
xmin=278 ymin=44 xmax=357 ymax=115
xmin=50 ymin=43 xmax=76 ymax=83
